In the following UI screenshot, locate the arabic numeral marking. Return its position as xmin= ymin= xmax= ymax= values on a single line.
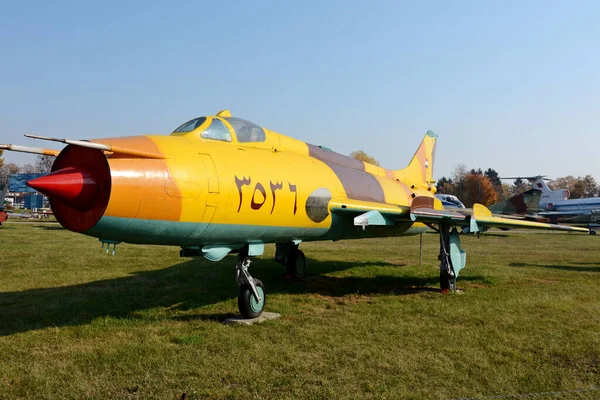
xmin=235 ymin=176 xmax=297 ymax=214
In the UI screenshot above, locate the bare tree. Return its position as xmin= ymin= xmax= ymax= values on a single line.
xmin=36 ymin=155 xmax=54 ymax=174
xmin=0 ymin=163 xmax=20 ymax=180
xmin=21 ymin=164 xmax=38 ymax=174
xmin=550 ymin=175 xmax=594 ymax=199
xmin=350 ymin=150 xmax=380 ymax=166
xmin=452 ymin=163 xmax=468 ymax=182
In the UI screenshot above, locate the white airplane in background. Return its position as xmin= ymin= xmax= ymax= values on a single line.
xmin=502 ymin=176 xmax=599 ymax=234
xmin=435 ymin=194 xmax=465 ymax=209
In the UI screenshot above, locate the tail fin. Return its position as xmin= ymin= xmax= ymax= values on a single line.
xmin=394 ymin=130 xmax=437 ymax=191
xmin=531 ymin=177 xmax=553 ymax=194
xmin=533 ymin=177 xmax=570 ymax=209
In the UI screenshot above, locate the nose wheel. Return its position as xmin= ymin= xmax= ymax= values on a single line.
xmin=238 ymin=279 xmax=265 ymax=319
xmin=235 ymin=249 xmax=266 ymax=319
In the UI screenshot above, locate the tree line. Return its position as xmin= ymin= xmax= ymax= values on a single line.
xmin=0 ymin=154 xmax=53 ymax=179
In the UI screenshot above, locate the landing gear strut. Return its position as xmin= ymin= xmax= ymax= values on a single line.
xmin=438 ymin=223 xmax=465 ymax=293
xmin=275 ymin=242 xmax=306 ymax=278
xmin=235 ymin=248 xmax=266 ymax=319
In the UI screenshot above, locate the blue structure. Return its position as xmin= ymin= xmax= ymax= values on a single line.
xmin=8 ymin=173 xmax=48 ymax=209
xmin=9 ymin=173 xmax=46 ymax=193
xmin=24 ymin=194 xmax=45 ymax=209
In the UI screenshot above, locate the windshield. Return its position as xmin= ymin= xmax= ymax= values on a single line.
xmin=201 ymin=119 xmax=232 ymax=142
xmin=173 ymin=117 xmax=206 ymax=133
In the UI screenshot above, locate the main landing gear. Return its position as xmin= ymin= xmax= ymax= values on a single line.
xmin=437 ymin=223 xmax=466 ymax=293
xmin=235 ymin=248 xmax=266 ymax=319
xmin=275 ymin=242 xmax=306 ymax=278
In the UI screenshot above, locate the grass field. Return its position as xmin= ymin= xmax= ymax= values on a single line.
xmin=0 ymin=223 xmax=599 ymax=399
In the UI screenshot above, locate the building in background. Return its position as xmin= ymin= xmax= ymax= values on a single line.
xmin=8 ymin=173 xmax=48 ymax=210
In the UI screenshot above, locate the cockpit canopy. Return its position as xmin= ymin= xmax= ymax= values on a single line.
xmin=226 ymin=117 xmax=266 ymax=142
xmin=172 ymin=114 xmax=266 ymax=143
xmin=436 ymin=194 xmax=466 ymax=208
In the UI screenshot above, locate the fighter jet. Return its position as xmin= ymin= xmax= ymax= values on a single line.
xmin=0 ymin=110 xmax=588 ymax=318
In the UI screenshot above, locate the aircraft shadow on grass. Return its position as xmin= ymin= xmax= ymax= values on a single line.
xmin=509 ymin=262 xmax=600 ymax=272
xmin=31 ymin=224 xmax=64 ymax=231
xmin=0 ymin=257 xmax=485 ymax=336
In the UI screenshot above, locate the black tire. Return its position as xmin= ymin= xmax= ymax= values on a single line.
xmin=238 ymin=279 xmax=266 ymax=319
xmin=287 ymin=250 xmax=306 ymax=278
xmin=440 ymin=269 xmax=455 ymax=293
xmin=590 ymin=230 xmax=597 ymax=236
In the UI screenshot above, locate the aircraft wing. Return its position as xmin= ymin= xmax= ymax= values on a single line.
xmin=410 ymin=196 xmax=589 ymax=233
xmin=329 ymin=197 xmax=410 ymax=228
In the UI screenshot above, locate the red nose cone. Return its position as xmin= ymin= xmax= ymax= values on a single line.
xmin=27 ymin=167 xmax=99 ymax=211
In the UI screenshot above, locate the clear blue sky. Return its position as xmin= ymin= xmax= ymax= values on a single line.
xmin=1 ymin=0 xmax=599 ymax=181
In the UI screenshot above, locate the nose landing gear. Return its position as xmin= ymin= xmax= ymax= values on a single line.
xmin=235 ymin=249 xmax=266 ymax=319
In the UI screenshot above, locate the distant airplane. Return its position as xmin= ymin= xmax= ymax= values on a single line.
xmin=435 ymin=194 xmax=465 ymax=209
xmin=5 ymin=210 xmax=54 ymax=219
xmin=494 ymin=176 xmax=599 ymax=234
xmin=0 ymin=111 xmax=589 ymax=318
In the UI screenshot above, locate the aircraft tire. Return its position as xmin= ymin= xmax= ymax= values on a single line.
xmin=591 ymin=230 xmax=597 ymax=236
xmin=289 ymin=250 xmax=306 ymax=278
xmin=238 ymin=279 xmax=266 ymax=319
xmin=440 ymin=270 xmax=456 ymax=293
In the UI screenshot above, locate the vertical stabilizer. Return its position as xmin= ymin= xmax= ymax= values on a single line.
xmin=536 ymin=177 xmax=570 ymax=209
xmin=531 ymin=177 xmax=553 ymax=194
xmin=394 ymin=130 xmax=437 ymax=191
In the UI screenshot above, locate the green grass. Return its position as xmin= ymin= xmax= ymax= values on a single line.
xmin=0 ymin=223 xmax=599 ymax=399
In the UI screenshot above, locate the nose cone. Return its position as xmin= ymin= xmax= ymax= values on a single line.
xmin=27 ymin=167 xmax=99 ymax=211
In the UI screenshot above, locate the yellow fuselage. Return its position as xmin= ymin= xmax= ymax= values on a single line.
xmin=73 ymin=117 xmax=433 ymax=248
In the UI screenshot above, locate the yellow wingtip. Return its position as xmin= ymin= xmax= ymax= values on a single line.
xmin=473 ymin=203 xmax=492 ymax=218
